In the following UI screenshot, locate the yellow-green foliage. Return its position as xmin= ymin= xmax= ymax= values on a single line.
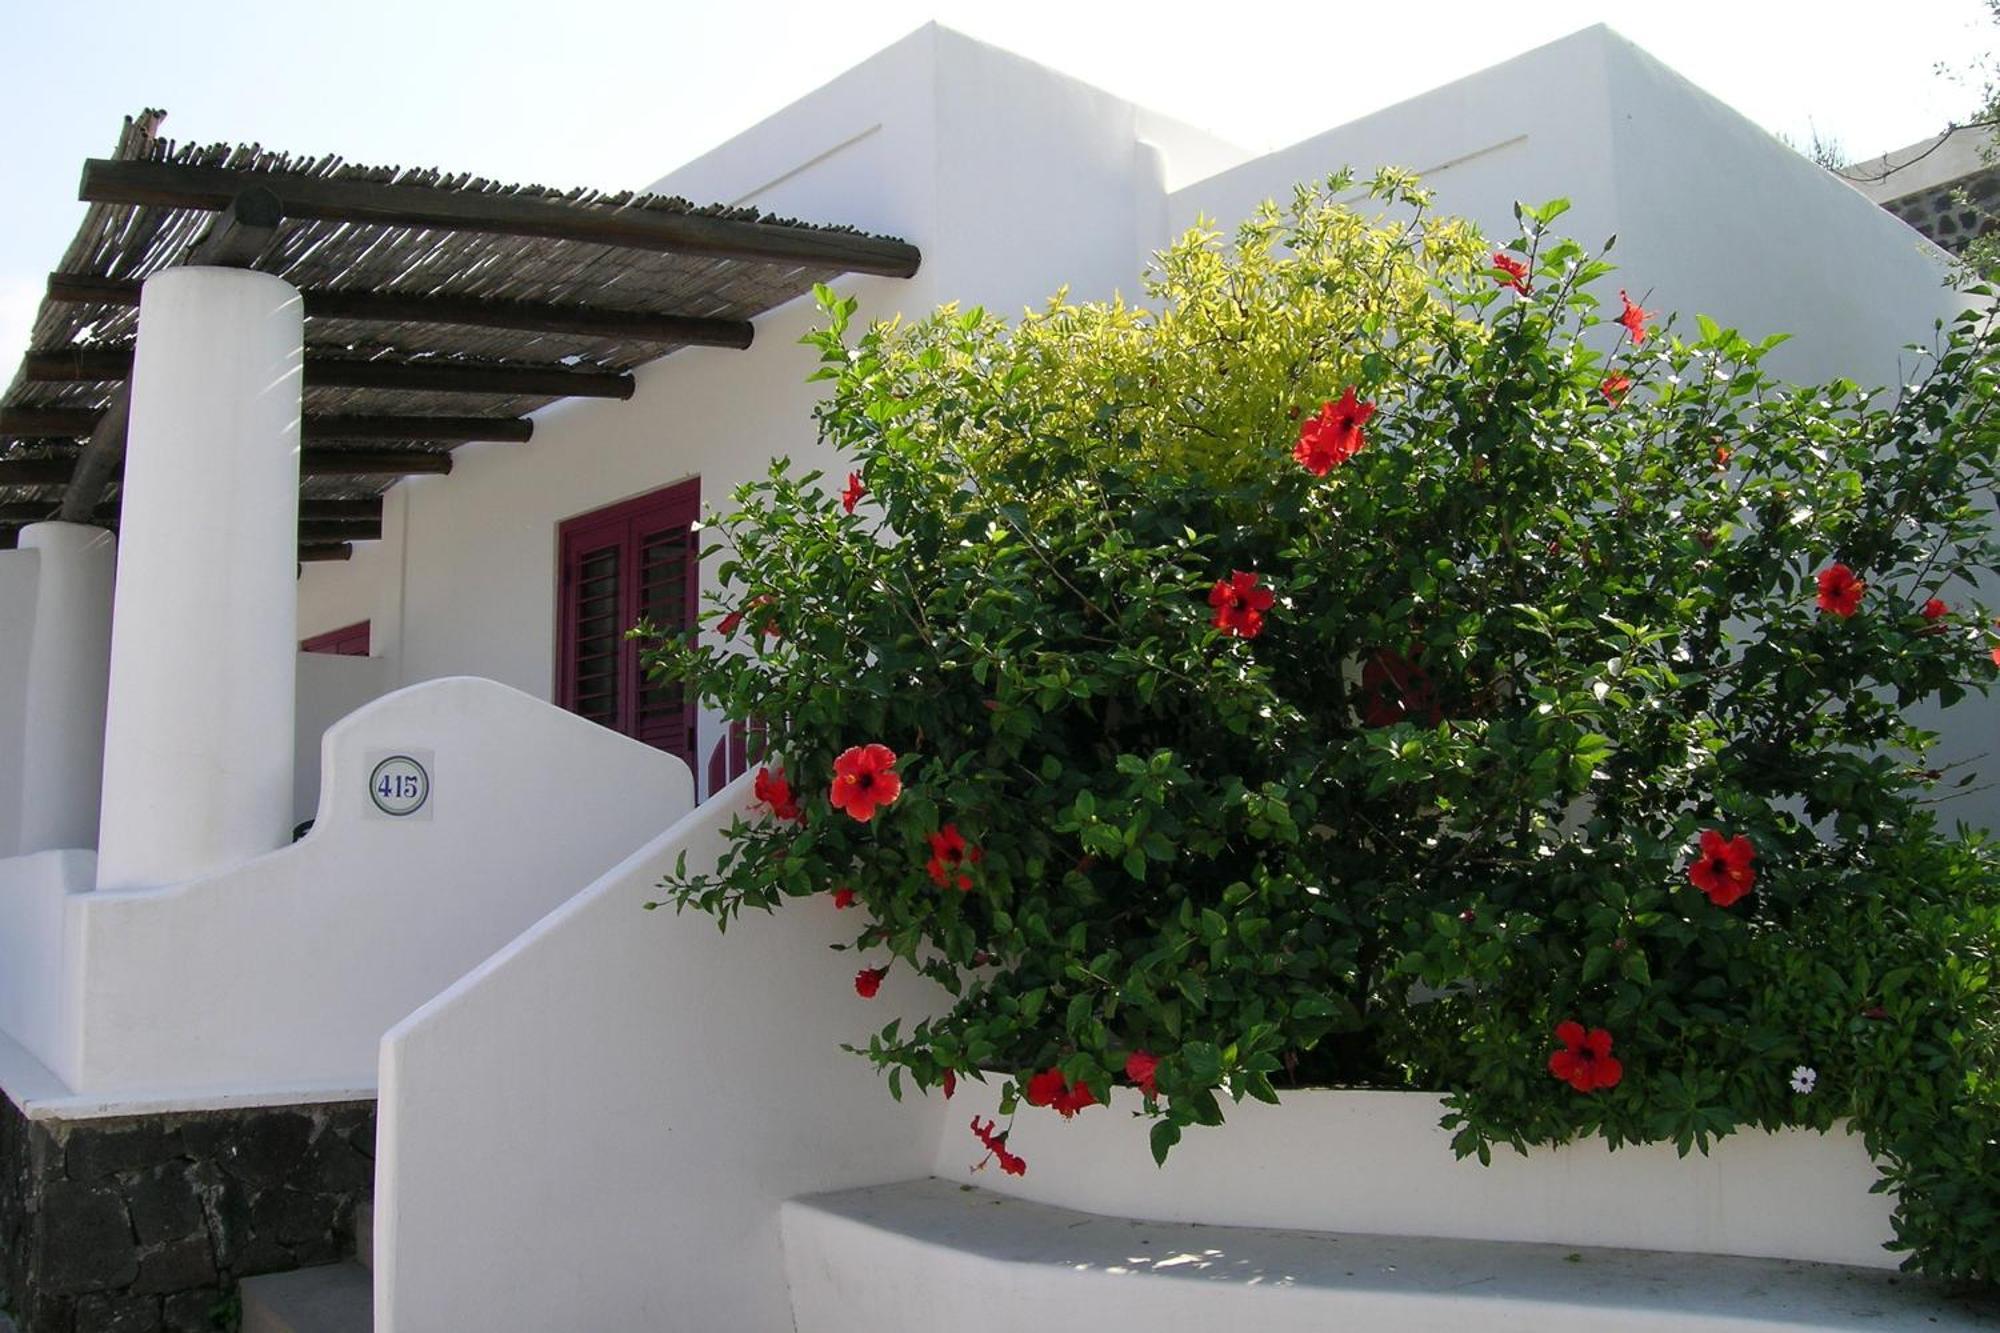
xmin=893 ymin=169 xmax=1486 ymax=494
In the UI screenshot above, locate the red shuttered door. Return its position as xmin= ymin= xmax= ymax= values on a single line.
xmin=555 ymin=479 xmax=699 ymax=768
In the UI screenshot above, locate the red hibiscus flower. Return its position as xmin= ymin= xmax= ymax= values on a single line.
xmin=1023 ymin=1067 xmax=1096 ymax=1118
xmin=832 ymin=887 xmax=856 ymax=910
xmin=942 ymin=1070 xmax=957 ymax=1100
xmin=1688 ymin=828 xmax=1756 ymax=907
xmin=854 ymin=965 xmax=889 ymax=998
xmin=1292 ymin=387 xmax=1377 ymax=475
xmin=1816 ymin=564 xmax=1864 ymax=618
xmin=841 ymin=471 xmax=866 ymax=514
xmin=1491 ymin=251 xmax=1530 ymax=294
xmin=926 ymin=823 xmax=983 ymax=890
xmin=1549 ymin=1021 xmax=1623 ymax=1092
xmin=716 ymin=608 xmax=744 ymax=636
xmin=1208 ymin=570 xmax=1275 ymax=639
xmin=1713 ymin=444 xmax=1732 ymax=469
xmin=1359 ymin=648 xmax=1442 ymax=728
xmin=1125 ymin=1050 xmax=1160 ymax=1098
xmin=1616 ymin=290 xmax=1652 ymax=345
xmin=829 ymin=744 xmax=902 ymax=822
xmin=1921 ymin=598 xmax=1948 ymax=624
xmin=970 ymin=1117 xmax=1027 ymax=1176
xmin=753 ymin=767 xmax=801 ymax=822
xmin=1599 ymin=373 xmax=1633 ymax=405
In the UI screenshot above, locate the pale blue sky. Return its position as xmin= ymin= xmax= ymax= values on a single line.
xmin=0 ymin=0 xmax=1991 ymax=368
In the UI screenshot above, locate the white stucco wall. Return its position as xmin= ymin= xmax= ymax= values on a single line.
xmin=935 ymin=1083 xmax=1895 ymax=1270
xmin=49 ymin=677 xmax=690 ymax=1095
xmin=376 ymin=772 xmax=947 ymax=1333
xmin=294 ymin=27 xmax=1221 ymax=800
xmin=293 ymin=650 xmax=393 ymax=826
xmin=0 ymin=850 xmax=90 ymax=1078
xmin=0 ymin=547 xmax=41 ymax=857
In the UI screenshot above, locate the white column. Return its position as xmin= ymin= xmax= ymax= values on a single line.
xmin=16 ymin=522 xmax=116 ymax=854
xmin=96 ymin=267 xmax=304 ymax=890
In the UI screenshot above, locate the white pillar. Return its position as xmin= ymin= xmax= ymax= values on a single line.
xmin=96 ymin=267 xmax=304 ymax=891
xmin=16 ymin=522 xmax=116 ymax=854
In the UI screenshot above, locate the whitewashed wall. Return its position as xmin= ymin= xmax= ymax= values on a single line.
xmin=935 ymin=1082 xmax=1895 ymax=1269
xmin=293 ymin=650 xmax=392 ymax=826
xmin=293 ymin=25 xmax=1236 ymax=799
xmin=376 ymin=774 xmax=947 ymax=1332
xmin=52 ymin=677 xmax=690 ymax=1095
xmin=0 ymin=548 xmax=40 ymax=857
xmin=0 ymin=850 xmax=90 ymax=1078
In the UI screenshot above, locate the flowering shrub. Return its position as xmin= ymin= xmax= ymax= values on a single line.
xmin=644 ymin=173 xmax=2000 ymax=1280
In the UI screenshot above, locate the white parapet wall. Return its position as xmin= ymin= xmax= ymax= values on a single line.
xmin=16 ymin=676 xmax=692 ymax=1099
xmin=375 ymin=770 xmax=947 ymax=1333
xmin=935 ymin=1081 xmax=1898 ymax=1271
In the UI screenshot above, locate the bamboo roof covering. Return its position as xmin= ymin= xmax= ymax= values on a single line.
xmin=0 ymin=111 xmax=920 ymax=558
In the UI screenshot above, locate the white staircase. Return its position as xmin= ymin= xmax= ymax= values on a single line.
xmin=239 ymin=1201 xmax=372 ymax=1333
xmin=783 ymin=1177 xmax=2000 ymax=1332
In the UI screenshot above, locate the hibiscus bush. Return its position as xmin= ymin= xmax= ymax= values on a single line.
xmin=643 ymin=172 xmax=2000 ymax=1281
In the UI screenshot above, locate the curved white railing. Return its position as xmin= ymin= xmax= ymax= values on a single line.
xmin=54 ymin=676 xmax=692 ymax=1097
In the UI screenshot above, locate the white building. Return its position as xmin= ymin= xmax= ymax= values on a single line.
xmin=0 ymin=23 xmax=1980 ymax=1333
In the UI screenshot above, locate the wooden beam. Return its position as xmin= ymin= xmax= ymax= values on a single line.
xmin=79 ymin=158 xmax=923 ymax=278
xmin=301 ymin=450 xmax=451 ymax=478
xmin=0 ymin=407 xmax=100 ymax=437
xmin=185 ymin=185 xmax=282 ymax=266
xmin=25 ymin=347 xmax=633 ymax=399
xmin=1 ymin=497 xmax=386 ymax=526
xmin=47 ymin=274 xmax=755 ymax=349
xmin=3 ymin=407 xmax=532 ymax=445
xmin=0 ymin=458 xmax=77 ymax=486
xmin=298 ymin=543 xmax=352 ymax=563
xmin=306 ymin=414 xmax=534 ymax=443
xmin=305 ymin=289 xmax=753 ymax=348
xmin=299 ymin=518 xmax=382 ymax=543
xmin=59 ymin=394 xmax=128 ymax=522
xmin=300 ymin=498 xmax=383 ymax=521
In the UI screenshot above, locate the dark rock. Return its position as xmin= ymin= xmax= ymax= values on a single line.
xmin=249 ymin=1188 xmax=335 ymax=1249
xmin=304 ymin=1131 xmax=371 ymax=1198
xmin=66 ymin=1124 xmax=177 ymax=1184
xmin=129 ymin=1238 xmax=213 ymax=1297
xmin=208 ymin=1181 xmax=283 ymax=1276
xmin=220 ymin=1116 xmax=311 ymax=1191
xmin=125 ymin=1168 xmax=203 ymax=1249
xmin=36 ymin=1183 xmax=138 ymax=1293
xmin=159 ymin=1288 xmax=222 ymax=1333
xmin=72 ymin=1291 xmax=161 ymax=1333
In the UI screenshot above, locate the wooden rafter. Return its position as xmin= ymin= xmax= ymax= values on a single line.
xmin=80 ymin=158 xmax=924 ymax=278
xmin=25 ymin=347 xmax=635 ymax=400
xmin=2 ymin=407 xmax=534 ymax=444
xmin=46 ymin=274 xmax=756 ymax=349
xmin=0 ymin=451 xmax=451 ymax=486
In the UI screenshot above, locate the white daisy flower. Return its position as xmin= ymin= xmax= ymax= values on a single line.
xmin=1789 ymin=1065 xmax=1818 ymax=1095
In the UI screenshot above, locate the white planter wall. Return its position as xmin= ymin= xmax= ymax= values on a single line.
xmin=938 ymin=1082 xmax=1898 ymax=1270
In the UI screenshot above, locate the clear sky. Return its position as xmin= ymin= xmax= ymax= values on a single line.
xmin=0 ymin=0 xmax=1992 ymax=369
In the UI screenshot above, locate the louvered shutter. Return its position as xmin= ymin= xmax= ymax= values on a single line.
xmin=556 ymin=479 xmax=700 ymax=769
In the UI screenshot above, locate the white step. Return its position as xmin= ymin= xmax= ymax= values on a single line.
xmin=240 ymin=1262 xmax=373 ymax=1333
xmin=783 ymin=1178 xmax=1999 ymax=1332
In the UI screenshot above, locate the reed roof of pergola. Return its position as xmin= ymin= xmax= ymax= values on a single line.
xmin=0 ymin=112 xmax=920 ymax=560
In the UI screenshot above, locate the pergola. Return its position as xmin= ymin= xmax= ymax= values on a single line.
xmin=0 ymin=111 xmax=921 ymax=560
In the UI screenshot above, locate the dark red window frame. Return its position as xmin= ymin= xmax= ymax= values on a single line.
xmin=301 ymin=621 xmax=371 ymax=656
xmin=555 ymin=479 xmax=700 ymax=768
